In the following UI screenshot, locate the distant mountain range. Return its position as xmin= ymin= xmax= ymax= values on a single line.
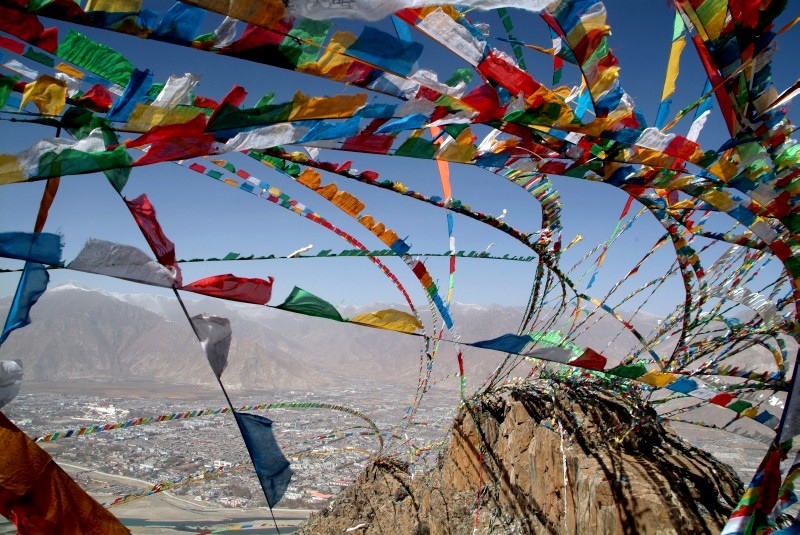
xmin=0 ymin=281 xmax=775 ymax=392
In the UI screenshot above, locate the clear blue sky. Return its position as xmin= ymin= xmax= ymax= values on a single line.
xmin=0 ymin=2 xmax=798 ymax=316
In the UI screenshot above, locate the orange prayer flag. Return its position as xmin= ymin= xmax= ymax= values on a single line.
xmin=0 ymin=412 xmax=130 ymax=534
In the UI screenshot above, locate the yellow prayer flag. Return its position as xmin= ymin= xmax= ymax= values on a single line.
xmin=661 ymin=36 xmax=686 ymax=101
xmin=289 ymin=92 xmax=368 ymax=121
xmin=592 ymin=66 xmax=620 ymax=98
xmin=297 ymin=168 xmax=322 ymax=189
xmin=331 ymin=190 xmax=365 ymax=217
xmin=699 ymin=189 xmax=735 ymax=211
xmin=181 ymin=0 xmax=285 ymax=28
xmin=85 ymin=0 xmax=142 ymax=12
xmin=436 ymin=143 xmax=476 ymax=163
xmin=125 ymin=103 xmax=205 ymax=132
xmin=20 ymin=75 xmax=67 ymax=116
xmin=740 ymin=407 xmax=758 ymax=419
xmin=55 ymin=63 xmax=84 ymax=79
xmin=299 ymin=32 xmax=358 ymax=80
xmin=349 ymin=309 xmax=423 ymax=333
xmin=0 ymin=155 xmax=25 ymax=185
xmin=359 ymin=215 xmax=376 ymax=229
xmin=377 ymin=229 xmax=399 ymax=246
xmin=638 ymin=370 xmax=678 ymax=388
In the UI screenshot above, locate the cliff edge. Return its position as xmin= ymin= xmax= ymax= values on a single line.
xmin=298 ymin=382 xmax=743 ymax=534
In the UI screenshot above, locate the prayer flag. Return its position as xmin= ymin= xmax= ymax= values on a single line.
xmin=233 ymin=411 xmax=293 ymax=507
xmin=470 ymin=333 xmax=531 ymax=354
xmin=182 ymin=274 xmax=274 ymax=305
xmin=0 ymin=262 xmax=49 ymax=345
xmin=0 ymin=412 xmax=130 ymax=534
xmin=277 ymin=286 xmax=343 ymax=322
xmin=0 ymin=232 xmax=62 ymax=265
xmin=191 ymin=314 xmax=232 ymax=380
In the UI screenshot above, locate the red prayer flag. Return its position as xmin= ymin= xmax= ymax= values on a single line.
xmin=0 ymin=35 xmax=24 ymax=54
xmin=477 ymin=50 xmax=541 ymax=98
xmin=341 ymin=134 xmax=394 ymax=155
xmin=569 ymin=348 xmax=607 ymax=371
xmin=124 ymin=194 xmax=180 ymax=285
xmin=709 ymin=392 xmax=736 ymax=407
xmin=74 ymin=84 xmax=112 ymax=113
xmin=126 ymin=114 xmax=214 ymax=166
xmin=31 ymin=26 xmax=58 ymax=53
xmin=182 ymin=274 xmax=274 ymax=305
xmin=0 ymin=7 xmax=45 ymax=43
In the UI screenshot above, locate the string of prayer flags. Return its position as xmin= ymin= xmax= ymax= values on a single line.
xmin=33 ymin=400 xmax=384 ymax=452
xmin=720 ymin=441 xmax=791 ymax=535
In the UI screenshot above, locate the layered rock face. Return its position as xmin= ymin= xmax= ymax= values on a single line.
xmin=298 ymin=384 xmax=743 ymax=534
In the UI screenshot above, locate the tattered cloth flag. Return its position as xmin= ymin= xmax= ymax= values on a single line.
xmin=0 ymin=360 xmax=22 ymax=409
xmin=0 ymin=261 xmax=49 ymax=345
xmin=0 ymin=412 xmax=130 ymax=534
xmin=68 ymin=239 xmax=177 ymax=288
xmin=233 ymin=411 xmax=293 ymax=507
xmin=190 ymin=314 xmax=232 ymax=380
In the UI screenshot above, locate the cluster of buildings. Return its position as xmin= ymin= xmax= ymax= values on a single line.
xmin=5 ymin=382 xmax=459 ymax=510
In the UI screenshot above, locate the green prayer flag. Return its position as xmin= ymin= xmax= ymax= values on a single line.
xmin=56 ymin=30 xmax=134 ymax=87
xmin=0 ymin=75 xmax=18 ymax=109
xmin=23 ymin=47 xmax=55 ymax=68
xmin=34 ymin=146 xmax=133 ymax=183
xmin=276 ymin=286 xmax=343 ymax=322
xmin=607 ymin=362 xmax=648 ymax=380
xmin=725 ymin=400 xmax=753 ymax=413
xmin=278 ymin=19 xmax=332 ymax=67
xmin=671 ymin=11 xmax=685 ymax=40
xmin=395 ymin=137 xmax=436 ymax=159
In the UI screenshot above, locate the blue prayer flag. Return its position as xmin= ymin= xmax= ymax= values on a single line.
xmin=470 ymin=333 xmax=531 ymax=354
xmin=234 ymin=411 xmax=293 ymax=507
xmin=346 ymin=27 xmax=423 ymax=77
xmin=0 ymin=232 xmax=62 ymax=265
xmin=0 ymin=262 xmax=49 ymax=345
xmin=107 ymin=69 xmax=153 ymax=123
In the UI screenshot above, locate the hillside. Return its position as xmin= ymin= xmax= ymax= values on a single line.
xmin=0 ymin=284 xmax=332 ymax=391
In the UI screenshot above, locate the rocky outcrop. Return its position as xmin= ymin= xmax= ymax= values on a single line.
xmin=298 ymin=382 xmax=743 ymax=534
